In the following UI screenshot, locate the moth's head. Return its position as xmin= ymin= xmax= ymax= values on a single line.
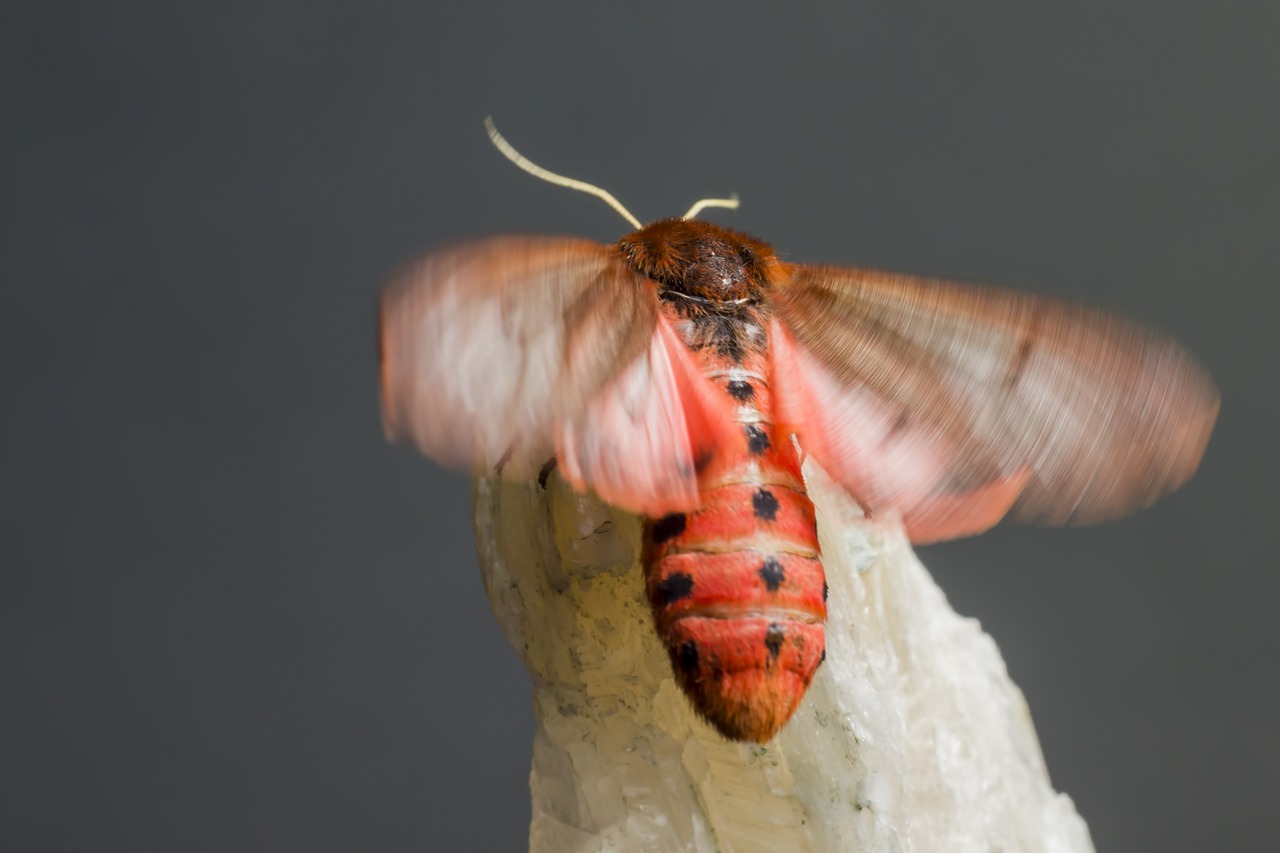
xmin=482 ymin=118 xmax=775 ymax=303
xmin=615 ymin=218 xmax=781 ymax=303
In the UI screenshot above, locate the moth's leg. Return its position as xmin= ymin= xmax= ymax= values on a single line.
xmin=537 ymin=456 xmax=559 ymax=489
xmin=493 ymin=443 xmax=515 ymax=477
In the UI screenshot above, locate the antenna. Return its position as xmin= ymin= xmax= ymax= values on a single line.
xmin=681 ymin=194 xmax=740 ymax=220
xmin=484 ymin=117 xmax=643 ymax=230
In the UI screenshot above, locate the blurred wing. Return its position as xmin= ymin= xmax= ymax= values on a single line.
xmin=769 ymin=264 xmax=1219 ymax=542
xmin=380 ymin=236 xmax=735 ymax=515
xmin=558 ymin=315 xmax=742 ymax=515
xmin=380 ymin=236 xmax=655 ymax=479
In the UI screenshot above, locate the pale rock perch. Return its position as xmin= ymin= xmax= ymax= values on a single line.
xmin=472 ymin=460 xmax=1096 ymax=853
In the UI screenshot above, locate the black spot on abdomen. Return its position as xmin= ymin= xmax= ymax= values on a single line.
xmin=764 ymin=623 xmax=784 ymax=660
xmin=651 ymin=513 xmax=687 ymax=544
xmin=758 ymin=557 xmax=786 ymax=591
xmin=744 ymin=424 xmax=770 ymax=455
xmin=726 ymin=379 xmax=754 ymax=401
xmin=654 ymin=571 xmax=695 ymax=607
xmin=752 ymin=488 xmax=779 ymax=521
xmin=677 ymin=641 xmax=699 ymax=672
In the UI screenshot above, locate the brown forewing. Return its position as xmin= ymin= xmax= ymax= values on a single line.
xmin=771 ymin=264 xmax=1220 ymax=526
xmin=379 ymin=237 xmax=657 ymax=479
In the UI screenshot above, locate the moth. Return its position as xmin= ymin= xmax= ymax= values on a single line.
xmin=380 ymin=120 xmax=1219 ymax=742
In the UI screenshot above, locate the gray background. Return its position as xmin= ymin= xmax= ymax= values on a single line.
xmin=4 ymin=3 xmax=1277 ymax=851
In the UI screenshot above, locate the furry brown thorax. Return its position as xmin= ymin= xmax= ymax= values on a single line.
xmin=615 ymin=219 xmax=783 ymax=304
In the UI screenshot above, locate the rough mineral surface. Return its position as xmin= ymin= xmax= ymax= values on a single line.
xmin=472 ymin=462 xmax=1095 ymax=853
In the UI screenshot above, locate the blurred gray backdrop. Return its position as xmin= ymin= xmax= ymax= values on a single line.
xmin=4 ymin=3 xmax=1277 ymax=851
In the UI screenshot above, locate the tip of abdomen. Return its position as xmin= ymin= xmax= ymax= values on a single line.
xmin=664 ymin=616 xmax=826 ymax=743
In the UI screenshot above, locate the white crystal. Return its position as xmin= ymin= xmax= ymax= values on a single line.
xmin=473 ymin=462 xmax=1095 ymax=852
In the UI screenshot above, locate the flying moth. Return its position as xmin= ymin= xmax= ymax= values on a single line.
xmin=379 ymin=120 xmax=1219 ymax=742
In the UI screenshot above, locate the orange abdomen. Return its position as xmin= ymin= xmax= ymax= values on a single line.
xmin=643 ymin=326 xmax=827 ymax=743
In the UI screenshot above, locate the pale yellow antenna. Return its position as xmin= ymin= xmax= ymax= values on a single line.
xmin=484 ymin=117 xmax=643 ymax=231
xmin=681 ymin=194 xmax=740 ymax=221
